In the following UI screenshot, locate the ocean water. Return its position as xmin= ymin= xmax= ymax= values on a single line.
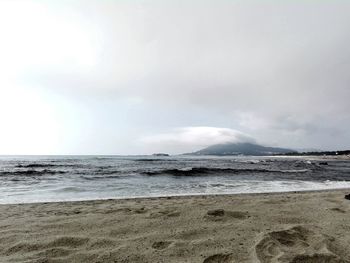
xmin=0 ymin=155 xmax=350 ymax=204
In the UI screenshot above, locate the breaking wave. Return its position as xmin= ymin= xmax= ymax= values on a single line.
xmin=15 ymin=163 xmax=57 ymax=168
xmin=143 ymin=167 xmax=311 ymax=176
xmin=0 ymin=169 xmax=66 ymax=176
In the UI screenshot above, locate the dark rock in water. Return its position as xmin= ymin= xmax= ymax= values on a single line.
xmin=319 ymin=162 xmax=328 ymax=165
xmin=345 ymin=194 xmax=350 ymax=200
xmin=207 ymin=209 xmax=225 ymax=217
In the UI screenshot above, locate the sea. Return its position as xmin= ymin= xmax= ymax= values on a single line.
xmin=1 ymin=155 xmax=350 ymax=204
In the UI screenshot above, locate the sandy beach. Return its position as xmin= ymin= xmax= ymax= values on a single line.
xmin=1 ymin=190 xmax=350 ymax=263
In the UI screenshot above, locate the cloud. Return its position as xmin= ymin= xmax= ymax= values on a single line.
xmin=140 ymin=127 xmax=255 ymax=154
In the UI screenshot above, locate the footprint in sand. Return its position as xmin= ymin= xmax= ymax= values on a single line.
xmin=152 ymin=241 xmax=172 ymax=250
xmin=6 ymin=242 xmax=43 ymax=255
xmin=37 ymin=247 xmax=74 ymax=258
xmin=5 ymin=236 xmax=89 ymax=258
xmin=88 ymin=238 xmax=116 ymax=249
xmin=203 ymin=253 xmax=235 ymax=263
xmin=207 ymin=209 xmax=225 ymax=217
xmin=205 ymin=209 xmax=249 ymax=221
xmin=148 ymin=208 xmax=180 ymax=218
xmin=329 ymin=207 xmax=346 ymax=213
xmin=255 ymin=225 xmax=349 ymax=263
xmin=48 ymin=236 xmax=89 ymax=248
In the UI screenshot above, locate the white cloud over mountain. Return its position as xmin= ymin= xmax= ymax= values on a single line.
xmin=141 ymin=127 xmax=255 ymax=154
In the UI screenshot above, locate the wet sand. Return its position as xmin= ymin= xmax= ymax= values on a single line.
xmin=1 ymin=190 xmax=350 ymax=262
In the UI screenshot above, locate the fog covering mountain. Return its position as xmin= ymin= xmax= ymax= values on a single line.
xmin=187 ymin=143 xmax=296 ymax=156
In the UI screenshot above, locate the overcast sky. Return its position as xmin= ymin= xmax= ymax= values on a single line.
xmin=0 ymin=0 xmax=349 ymax=155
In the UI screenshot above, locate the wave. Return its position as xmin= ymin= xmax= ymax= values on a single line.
xmin=55 ymin=186 xmax=87 ymax=192
xmin=15 ymin=164 xmax=57 ymax=168
xmin=134 ymin=159 xmax=178 ymax=162
xmin=15 ymin=163 xmax=88 ymax=169
xmin=142 ymin=167 xmax=311 ymax=176
xmin=280 ymin=169 xmax=310 ymax=173
xmin=0 ymin=169 xmax=66 ymax=176
xmin=80 ymin=175 xmax=125 ymax=180
xmin=134 ymin=159 xmax=161 ymax=162
xmin=75 ymin=168 xmax=121 ymax=176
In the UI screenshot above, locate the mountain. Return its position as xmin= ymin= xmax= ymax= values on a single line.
xmin=187 ymin=142 xmax=296 ymax=156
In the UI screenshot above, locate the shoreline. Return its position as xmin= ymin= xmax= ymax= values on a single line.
xmin=1 ymin=189 xmax=350 ymax=262
xmin=2 ymin=187 xmax=350 ymax=206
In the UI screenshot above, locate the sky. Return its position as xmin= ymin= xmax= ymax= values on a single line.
xmin=0 ymin=0 xmax=349 ymax=155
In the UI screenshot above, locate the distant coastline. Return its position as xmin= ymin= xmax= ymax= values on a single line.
xmin=278 ymin=150 xmax=350 ymax=157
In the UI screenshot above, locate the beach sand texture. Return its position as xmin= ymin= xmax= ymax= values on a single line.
xmin=0 ymin=190 xmax=350 ymax=262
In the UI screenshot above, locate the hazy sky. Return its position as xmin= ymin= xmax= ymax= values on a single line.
xmin=1 ymin=0 xmax=350 ymax=155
